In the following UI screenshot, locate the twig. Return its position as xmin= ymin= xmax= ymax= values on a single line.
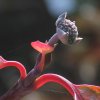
xmin=0 ymin=12 xmax=82 ymax=100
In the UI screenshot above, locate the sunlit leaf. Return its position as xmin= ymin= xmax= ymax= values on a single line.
xmin=0 ymin=56 xmax=27 ymax=79
xmin=33 ymin=74 xmax=83 ymax=100
xmin=31 ymin=41 xmax=54 ymax=54
xmin=77 ymin=84 xmax=100 ymax=100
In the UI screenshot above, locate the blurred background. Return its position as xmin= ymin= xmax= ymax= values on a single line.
xmin=0 ymin=0 xmax=100 ymax=99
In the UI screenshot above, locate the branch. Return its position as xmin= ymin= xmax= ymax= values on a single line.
xmin=0 ymin=52 xmax=46 ymax=100
xmin=0 ymin=12 xmax=82 ymax=100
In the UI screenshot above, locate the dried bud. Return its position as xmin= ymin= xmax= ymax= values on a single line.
xmin=56 ymin=12 xmax=82 ymax=45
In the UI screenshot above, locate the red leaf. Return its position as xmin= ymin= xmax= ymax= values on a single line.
xmin=33 ymin=74 xmax=83 ymax=100
xmin=0 ymin=56 xmax=27 ymax=79
xmin=31 ymin=41 xmax=54 ymax=54
xmin=33 ymin=73 xmax=100 ymax=100
xmin=77 ymin=84 xmax=100 ymax=100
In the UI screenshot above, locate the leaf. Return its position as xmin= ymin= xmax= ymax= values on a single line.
xmin=0 ymin=56 xmax=27 ymax=79
xmin=31 ymin=41 xmax=54 ymax=54
xmin=77 ymin=84 xmax=100 ymax=100
xmin=33 ymin=73 xmax=100 ymax=100
xmin=33 ymin=74 xmax=83 ymax=100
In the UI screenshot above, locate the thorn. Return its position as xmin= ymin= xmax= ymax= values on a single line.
xmin=75 ymin=37 xmax=83 ymax=44
xmin=0 ymin=56 xmax=6 ymax=62
xmin=76 ymin=37 xmax=83 ymax=41
xmin=45 ymin=40 xmax=48 ymax=43
xmin=73 ymin=21 xmax=75 ymax=23
xmin=54 ymin=43 xmax=58 ymax=47
xmin=58 ymin=12 xmax=67 ymax=19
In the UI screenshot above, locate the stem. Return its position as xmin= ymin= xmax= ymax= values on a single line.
xmin=0 ymin=51 xmax=46 ymax=100
xmin=0 ymin=30 xmax=64 ymax=100
xmin=48 ymin=33 xmax=59 ymax=46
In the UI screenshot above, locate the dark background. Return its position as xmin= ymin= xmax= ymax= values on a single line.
xmin=0 ymin=0 xmax=100 ymax=99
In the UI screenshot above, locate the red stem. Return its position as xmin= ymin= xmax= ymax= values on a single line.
xmin=33 ymin=73 xmax=83 ymax=100
xmin=34 ymin=53 xmax=45 ymax=72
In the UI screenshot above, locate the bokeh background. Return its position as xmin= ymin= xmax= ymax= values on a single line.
xmin=0 ymin=0 xmax=100 ymax=99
